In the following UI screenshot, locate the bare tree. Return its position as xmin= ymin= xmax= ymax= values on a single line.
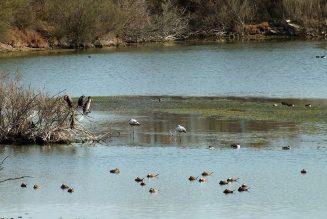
xmin=152 ymin=0 xmax=189 ymax=40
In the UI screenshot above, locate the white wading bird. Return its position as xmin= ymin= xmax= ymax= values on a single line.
xmin=175 ymin=125 xmax=186 ymax=143
xmin=129 ymin=118 xmax=140 ymax=140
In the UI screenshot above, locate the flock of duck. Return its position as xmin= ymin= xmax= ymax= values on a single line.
xmin=19 ymin=182 xmax=74 ymax=193
xmin=106 ymin=167 xmax=307 ymax=195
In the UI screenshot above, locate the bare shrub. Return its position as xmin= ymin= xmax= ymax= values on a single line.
xmin=0 ymin=73 xmax=109 ymax=145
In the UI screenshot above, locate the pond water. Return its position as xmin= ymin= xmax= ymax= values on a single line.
xmin=1 ymin=41 xmax=327 ymax=218
xmin=0 ymin=40 xmax=326 ymax=98
xmin=1 ymin=108 xmax=327 ymax=219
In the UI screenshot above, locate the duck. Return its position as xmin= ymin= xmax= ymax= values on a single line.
xmin=147 ymin=173 xmax=159 ymax=178
xmin=282 ymin=146 xmax=291 ymax=150
xmin=61 ymin=184 xmax=69 ymax=190
xmin=272 ymin=104 xmax=278 ymax=107
xmin=231 ymin=143 xmax=240 ymax=149
xmin=21 ymin=183 xmax=27 ymax=188
xmin=238 ymin=186 xmax=249 ymax=192
xmin=301 ymin=169 xmax=307 ymax=174
xmin=208 ymin=146 xmax=215 ymax=150
xmin=201 ymin=171 xmax=213 ymax=176
xmin=305 ymin=104 xmax=312 ymax=107
xmin=198 ymin=177 xmax=208 ymax=183
xmin=223 ymin=189 xmax=234 ymax=194
xmin=67 ymin=188 xmax=74 ymax=193
xmin=33 ymin=184 xmax=40 ymax=189
xmin=219 ymin=180 xmax=229 ymax=185
xmin=140 ymin=181 xmax=146 ymax=186
xmin=135 ymin=177 xmax=144 ymax=183
xmin=227 ymin=177 xmax=239 ymax=182
xmin=188 ymin=176 xmax=199 ymax=181
xmin=149 ymin=188 xmax=159 ymax=193
xmin=241 ymin=183 xmax=248 ymax=188
xmin=110 ymin=168 xmax=120 ymax=174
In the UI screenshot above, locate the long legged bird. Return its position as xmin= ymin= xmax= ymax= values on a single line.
xmin=129 ymin=118 xmax=140 ymax=141
xmin=175 ymin=125 xmax=186 ymax=143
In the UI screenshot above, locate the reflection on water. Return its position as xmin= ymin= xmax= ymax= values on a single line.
xmin=96 ymin=110 xmax=300 ymax=148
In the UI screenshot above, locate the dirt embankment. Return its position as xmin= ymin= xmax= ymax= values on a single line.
xmin=0 ymin=20 xmax=326 ymax=53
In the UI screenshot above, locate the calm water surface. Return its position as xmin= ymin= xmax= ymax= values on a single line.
xmin=1 ymin=41 xmax=327 ymax=218
xmin=1 ymin=109 xmax=327 ymax=219
xmin=0 ymin=41 xmax=326 ymax=98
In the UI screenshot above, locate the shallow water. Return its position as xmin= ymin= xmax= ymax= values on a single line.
xmin=1 ymin=109 xmax=327 ymax=218
xmin=1 ymin=143 xmax=327 ymax=219
xmin=0 ymin=41 xmax=327 ymax=98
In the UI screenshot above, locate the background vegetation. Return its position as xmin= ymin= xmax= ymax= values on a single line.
xmin=0 ymin=0 xmax=326 ymax=47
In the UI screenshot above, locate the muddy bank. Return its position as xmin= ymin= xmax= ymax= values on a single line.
xmin=0 ymin=20 xmax=326 ymax=54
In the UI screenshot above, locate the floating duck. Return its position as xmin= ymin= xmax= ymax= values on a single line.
xmin=147 ymin=173 xmax=159 ymax=178
xmin=188 ymin=176 xmax=198 ymax=181
xmin=231 ymin=143 xmax=240 ymax=149
xmin=110 ymin=168 xmax=120 ymax=174
xmin=223 ymin=189 xmax=234 ymax=194
xmin=282 ymin=146 xmax=291 ymax=150
xmin=149 ymin=188 xmax=159 ymax=193
xmin=301 ymin=169 xmax=307 ymax=174
xmin=305 ymin=104 xmax=312 ymax=107
xmin=238 ymin=186 xmax=249 ymax=192
xmin=21 ymin=183 xmax=27 ymax=188
xmin=198 ymin=178 xmax=207 ymax=183
xmin=67 ymin=188 xmax=74 ymax=193
xmin=135 ymin=177 xmax=144 ymax=183
xmin=241 ymin=183 xmax=248 ymax=188
xmin=227 ymin=177 xmax=239 ymax=182
xmin=33 ymin=184 xmax=40 ymax=189
xmin=140 ymin=181 xmax=146 ymax=186
xmin=273 ymin=104 xmax=278 ymax=107
xmin=201 ymin=171 xmax=213 ymax=176
xmin=208 ymin=146 xmax=215 ymax=150
xmin=219 ymin=180 xmax=229 ymax=185
xmin=61 ymin=184 xmax=69 ymax=190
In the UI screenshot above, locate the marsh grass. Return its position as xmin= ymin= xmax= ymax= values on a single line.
xmin=91 ymin=96 xmax=327 ymax=124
